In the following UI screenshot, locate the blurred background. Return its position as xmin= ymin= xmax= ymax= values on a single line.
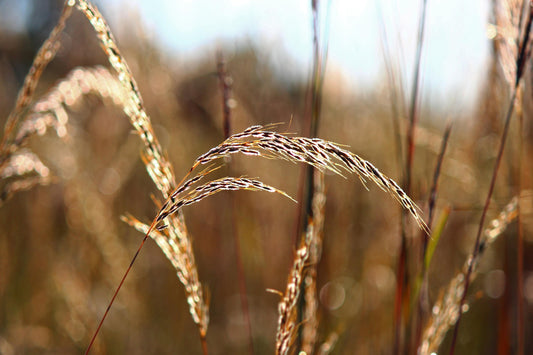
xmin=0 ymin=0 xmax=532 ymax=354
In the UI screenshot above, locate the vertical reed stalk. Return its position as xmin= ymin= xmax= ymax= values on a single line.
xmin=449 ymin=4 xmax=533 ymax=353
xmin=449 ymin=91 xmax=516 ymax=355
xmin=395 ymin=1 xmax=428 ymax=353
xmin=413 ymin=123 xmax=452 ymax=352
xmin=216 ymin=51 xmax=254 ymax=355
xmin=295 ymin=1 xmax=330 ymax=350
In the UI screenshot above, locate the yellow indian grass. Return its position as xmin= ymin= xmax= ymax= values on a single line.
xmin=193 ymin=125 xmax=428 ymax=233
xmin=180 ymin=125 xmax=427 ymax=354
xmin=418 ymin=195 xmax=520 ymax=355
xmin=156 ymin=176 xmax=295 ymax=224
xmin=74 ymin=0 xmax=211 ymax=339
xmin=1 ymin=1 xmax=430 ymax=349
xmin=122 ymin=175 xmax=295 ymax=336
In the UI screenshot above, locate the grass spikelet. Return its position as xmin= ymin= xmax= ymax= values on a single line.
xmin=70 ymin=1 xmax=207 ymax=352
xmin=0 ymin=1 xmax=74 ymax=152
xmin=14 ymin=66 xmax=126 ymax=148
xmin=419 ymin=195 xmax=520 ymax=355
xmin=0 ymin=150 xmax=50 ymax=180
xmin=0 ymin=65 xmax=126 ymax=203
xmin=4 ymin=1 xmax=530 ymax=353
xmin=276 ymin=221 xmax=315 ymax=355
xmin=123 ymin=175 xmax=294 ymax=340
xmin=0 ymin=150 xmax=52 ymax=205
xmin=193 ymin=125 xmax=428 ymax=233
xmin=157 ymin=176 xmax=295 ymax=223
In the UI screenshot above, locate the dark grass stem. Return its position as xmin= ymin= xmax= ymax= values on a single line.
xmin=449 ymin=89 xmax=516 ymax=355
xmin=413 ymin=122 xmax=452 ymax=352
xmin=85 ymin=221 xmax=156 ymax=355
xmin=405 ymin=0 xmax=428 ymax=196
xmin=294 ymin=1 xmax=330 ymax=351
xmin=217 ymin=51 xmax=232 ymax=139
xmin=393 ymin=240 xmax=407 ymax=355
xmin=517 ymin=201 xmax=524 ymax=355
xmin=296 ymin=0 xmax=330 ymax=241
xmin=450 ymin=4 xmax=532 ymax=354
xmin=516 ymin=93 xmax=525 ymax=355
xmin=426 ymin=123 xmax=452 ymax=232
xmin=395 ymin=1 xmax=428 ymax=354
xmin=216 ymin=52 xmax=254 ymax=355
xmin=511 ymin=6 xmax=532 ymax=352
xmin=377 ymin=6 xmax=405 ymax=174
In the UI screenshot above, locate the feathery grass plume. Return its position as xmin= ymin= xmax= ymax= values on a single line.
xmin=0 ymin=150 xmax=50 ymax=180
xmin=0 ymin=0 xmax=74 ymax=154
xmin=123 ymin=175 xmax=293 ymax=332
xmin=75 ymin=0 xmax=176 ymax=197
xmin=0 ymin=66 xmax=127 ymax=205
xmin=72 ymin=1 xmax=210 ymax=352
xmin=0 ymin=150 xmax=51 ymax=204
xmin=418 ymin=195 xmax=520 ymax=355
xmin=14 ymin=66 xmax=126 ymax=148
xmin=301 ymin=170 xmax=326 ymax=354
xmin=193 ymin=125 xmax=428 ymax=233
xmin=156 ymin=176 xmax=296 ymax=223
xmin=276 ymin=221 xmax=315 ymax=355
xmin=0 ymin=0 xmax=73 ymax=203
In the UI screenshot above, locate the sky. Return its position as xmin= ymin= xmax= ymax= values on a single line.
xmin=0 ymin=0 xmax=491 ymax=111
xmin=100 ymin=0 xmax=490 ymax=111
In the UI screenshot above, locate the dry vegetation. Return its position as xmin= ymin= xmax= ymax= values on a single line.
xmin=1 ymin=0 xmax=533 ymax=354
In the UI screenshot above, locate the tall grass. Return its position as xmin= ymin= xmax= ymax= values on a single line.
xmin=0 ymin=0 xmax=532 ymax=354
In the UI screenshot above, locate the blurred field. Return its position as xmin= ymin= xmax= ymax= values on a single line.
xmin=1 ymin=1 xmax=533 ymax=354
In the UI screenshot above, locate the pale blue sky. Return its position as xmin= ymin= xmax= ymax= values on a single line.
xmin=0 ymin=0 xmax=491 ymax=111
xmin=101 ymin=0 xmax=490 ymax=111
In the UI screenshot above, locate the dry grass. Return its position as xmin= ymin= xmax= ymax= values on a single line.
xmin=1 ymin=0 xmax=532 ymax=354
